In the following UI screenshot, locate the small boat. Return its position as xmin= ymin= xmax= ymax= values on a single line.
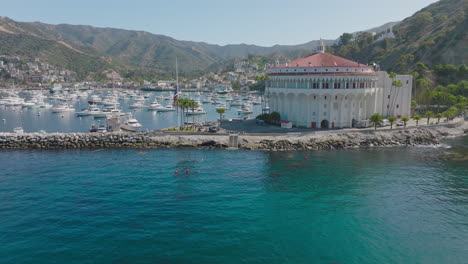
xmin=102 ymin=107 xmax=126 ymax=117
xmin=97 ymin=124 xmax=107 ymax=133
xmin=156 ymin=104 xmax=176 ymax=112
xmin=76 ymin=107 xmax=105 ymax=117
xmin=241 ymin=108 xmax=253 ymax=114
xmin=13 ymin=127 xmax=24 ymax=133
xmin=121 ymin=116 xmax=142 ymax=132
xmin=186 ymin=107 xmax=207 ymax=115
xmin=51 ymin=104 xmax=74 ymax=113
xmin=147 ymin=100 xmax=163 ymax=110
xmin=202 ymin=98 xmax=212 ymax=104
xmin=230 ymin=100 xmax=242 ymax=106
xmin=129 ymin=102 xmax=146 ymax=109
xmin=216 ymin=104 xmax=228 ymax=111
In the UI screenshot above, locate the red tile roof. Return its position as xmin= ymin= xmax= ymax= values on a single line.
xmin=277 ymin=52 xmax=368 ymax=68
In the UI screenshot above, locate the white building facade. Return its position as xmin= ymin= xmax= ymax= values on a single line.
xmin=265 ymin=52 xmax=412 ymax=128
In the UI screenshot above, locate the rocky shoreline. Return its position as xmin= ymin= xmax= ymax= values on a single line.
xmin=0 ymin=122 xmax=466 ymax=151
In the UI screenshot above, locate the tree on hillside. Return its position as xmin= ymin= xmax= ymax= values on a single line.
xmin=369 ymin=113 xmax=383 ymax=130
xmin=395 ymin=54 xmax=414 ymax=74
xmin=455 ymin=102 xmax=466 ymax=117
xmin=339 ymin=33 xmax=353 ymax=46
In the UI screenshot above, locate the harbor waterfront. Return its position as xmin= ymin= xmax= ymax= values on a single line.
xmin=0 ymin=119 xmax=466 ymax=150
xmin=1 ymin=135 xmax=467 ymax=263
xmin=0 ymin=89 xmax=263 ymax=133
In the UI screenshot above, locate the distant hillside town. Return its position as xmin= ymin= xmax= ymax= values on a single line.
xmin=0 ymin=55 xmax=264 ymax=92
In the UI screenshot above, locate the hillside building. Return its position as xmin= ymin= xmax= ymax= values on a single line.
xmin=265 ymin=45 xmax=412 ymax=128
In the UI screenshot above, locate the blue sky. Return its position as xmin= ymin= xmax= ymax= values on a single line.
xmin=2 ymin=0 xmax=437 ymax=46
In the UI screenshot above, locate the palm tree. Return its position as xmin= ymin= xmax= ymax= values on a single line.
xmin=188 ymin=100 xmax=199 ymax=124
xmin=388 ymin=116 xmax=397 ymax=129
xmin=401 ymin=117 xmax=409 ymax=128
xmin=414 ymin=115 xmax=421 ymax=126
xmin=425 ymin=111 xmax=433 ymax=125
xmin=177 ymin=98 xmax=189 ymax=127
xmin=369 ymin=113 xmax=383 ymax=130
xmin=216 ymin=108 xmax=225 ymax=120
xmin=442 ymin=111 xmax=450 ymax=122
xmin=435 ymin=113 xmax=442 ymax=124
xmin=455 ymin=102 xmax=466 ymax=117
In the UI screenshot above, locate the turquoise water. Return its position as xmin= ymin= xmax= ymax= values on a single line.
xmin=1 ymin=138 xmax=467 ymax=263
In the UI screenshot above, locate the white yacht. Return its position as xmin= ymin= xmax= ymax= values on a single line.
xmin=76 ymin=106 xmax=103 ymax=117
xmin=252 ymin=99 xmax=262 ymax=105
xmin=216 ymin=104 xmax=228 ymax=111
xmin=102 ymin=106 xmax=126 ymax=117
xmin=51 ymin=104 xmax=74 ymax=113
xmin=230 ymin=99 xmax=242 ymax=106
xmin=121 ymin=115 xmax=142 ymax=132
xmin=156 ymin=104 xmax=176 ymax=112
xmin=186 ymin=106 xmax=207 ymax=115
xmin=129 ymin=102 xmax=146 ymax=109
xmin=13 ymin=127 xmax=24 ymax=134
xmin=202 ymin=97 xmax=212 ymax=104
xmin=238 ymin=104 xmax=253 ymax=114
xmin=147 ymin=100 xmax=163 ymax=110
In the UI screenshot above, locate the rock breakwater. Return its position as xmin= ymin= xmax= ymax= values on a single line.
xmin=0 ymin=122 xmax=466 ymax=151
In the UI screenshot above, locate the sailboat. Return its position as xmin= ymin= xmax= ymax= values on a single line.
xmin=174 ymin=57 xmax=182 ymax=128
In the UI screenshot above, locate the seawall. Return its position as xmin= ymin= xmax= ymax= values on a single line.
xmin=0 ymin=121 xmax=466 ymax=151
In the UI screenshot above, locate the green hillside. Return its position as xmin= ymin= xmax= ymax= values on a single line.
xmin=0 ymin=0 xmax=465 ymax=81
xmin=0 ymin=31 xmax=111 ymax=79
xmin=330 ymin=0 xmax=467 ymax=72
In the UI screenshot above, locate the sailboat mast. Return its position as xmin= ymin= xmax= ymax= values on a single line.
xmin=176 ymin=57 xmax=179 ymax=90
xmin=175 ymin=57 xmax=181 ymax=128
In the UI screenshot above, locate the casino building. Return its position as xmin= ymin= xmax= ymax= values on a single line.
xmin=265 ymin=45 xmax=412 ymax=129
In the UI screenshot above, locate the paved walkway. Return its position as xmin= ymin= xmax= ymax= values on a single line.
xmin=220 ymin=118 xmax=465 ymax=135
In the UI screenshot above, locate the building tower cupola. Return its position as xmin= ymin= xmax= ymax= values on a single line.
xmin=319 ymin=39 xmax=325 ymax=53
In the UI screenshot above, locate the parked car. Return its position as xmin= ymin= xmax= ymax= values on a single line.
xmin=209 ymin=126 xmax=219 ymax=133
xmin=396 ymin=121 xmax=405 ymax=126
xmin=380 ymin=119 xmax=391 ymax=127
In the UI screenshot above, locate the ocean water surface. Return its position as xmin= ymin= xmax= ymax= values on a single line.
xmin=1 ymin=137 xmax=467 ymax=263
